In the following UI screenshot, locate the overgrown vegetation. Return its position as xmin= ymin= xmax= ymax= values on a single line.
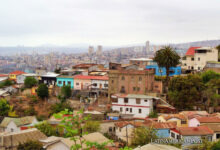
xmin=0 ymin=98 xmax=10 ymax=116
xmin=168 ymin=71 xmax=220 ymax=111
xmin=37 ymin=83 xmax=49 ymax=99
xmin=24 ymin=77 xmax=38 ymax=88
xmin=18 ymin=140 xmax=45 ymax=150
xmin=83 ymin=121 xmax=100 ymax=133
xmin=0 ymin=79 xmax=13 ymax=88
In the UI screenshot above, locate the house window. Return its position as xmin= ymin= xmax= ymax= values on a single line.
xmin=137 ymin=87 xmax=140 ymax=91
xmin=198 ymin=57 xmax=200 ymax=61
xmin=58 ymin=81 xmax=62 ymax=84
xmin=121 ymin=76 xmax=125 ymax=80
xmin=130 ymin=108 xmax=132 ymax=113
xmin=216 ymin=134 xmax=220 ymax=139
xmin=139 ymin=77 xmax=142 ymax=81
xmin=191 ymin=58 xmax=194 ymax=61
xmin=93 ymin=83 xmax=97 ymax=87
xmin=112 ymin=98 xmax=118 ymax=103
xmin=120 ymin=107 xmax=123 ymax=112
xmin=109 ymin=127 xmax=113 ymax=132
xmin=181 ymin=120 xmax=187 ymax=124
xmin=126 ymin=108 xmax=129 ymax=111
xmin=171 ymin=132 xmax=175 ymax=138
xmin=63 ymin=81 xmax=66 ymax=86
xmin=76 ymin=82 xmax=79 ymax=85
xmin=104 ymin=84 xmax=108 ymax=87
xmin=139 ymin=109 xmax=142 ymax=114
xmin=144 ymin=100 xmax=148 ymax=102
xmin=11 ymin=128 xmax=14 ymax=132
xmin=133 ymin=87 xmax=136 ymax=91
xmin=68 ymin=81 xmax=71 ymax=85
xmin=191 ymin=66 xmax=194 ymax=70
xmin=111 ymin=80 xmax=114 ymax=83
xmin=136 ymin=98 xmax=141 ymax=104
xmin=120 ymin=86 xmax=125 ymax=93
xmin=177 ymin=135 xmax=181 ymax=139
xmin=124 ymin=98 xmax=128 ymax=103
xmin=198 ymin=67 xmax=200 ymax=70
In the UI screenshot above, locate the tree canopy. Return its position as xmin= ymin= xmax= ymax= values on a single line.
xmin=0 ymin=98 xmax=10 ymax=116
xmin=24 ymin=77 xmax=38 ymax=88
xmin=35 ymin=121 xmax=58 ymax=136
xmin=132 ymin=127 xmax=157 ymax=146
xmin=37 ymin=84 xmax=49 ymax=99
xmin=153 ymin=46 xmax=180 ymax=82
xmin=17 ymin=140 xmax=45 ymax=150
xmin=61 ymin=85 xmax=72 ymax=99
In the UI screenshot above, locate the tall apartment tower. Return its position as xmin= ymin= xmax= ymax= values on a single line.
xmin=146 ymin=41 xmax=150 ymax=55
xmin=88 ymin=46 xmax=94 ymax=56
xmin=96 ymin=45 xmax=103 ymax=56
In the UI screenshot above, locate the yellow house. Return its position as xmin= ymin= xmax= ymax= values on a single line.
xmin=9 ymin=71 xmax=26 ymax=81
xmin=158 ymin=114 xmax=188 ymax=127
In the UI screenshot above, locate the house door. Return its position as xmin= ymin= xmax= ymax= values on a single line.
xmin=100 ymin=84 xmax=102 ymax=89
xmin=81 ymin=83 xmax=83 ymax=90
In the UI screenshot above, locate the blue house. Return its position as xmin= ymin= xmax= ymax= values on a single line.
xmin=146 ymin=64 xmax=181 ymax=76
xmin=156 ymin=128 xmax=171 ymax=138
xmin=56 ymin=75 xmax=74 ymax=89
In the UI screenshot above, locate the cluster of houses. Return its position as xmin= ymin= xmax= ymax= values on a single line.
xmin=0 ymin=46 xmax=220 ymax=149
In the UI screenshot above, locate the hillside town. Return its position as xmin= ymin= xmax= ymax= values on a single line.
xmin=0 ymin=45 xmax=220 ymax=150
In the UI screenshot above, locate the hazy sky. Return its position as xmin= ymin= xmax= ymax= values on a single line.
xmin=0 ymin=0 xmax=220 ymax=46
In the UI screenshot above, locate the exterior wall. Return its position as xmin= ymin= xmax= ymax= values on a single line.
xmin=91 ymin=80 xmax=108 ymax=90
xmin=100 ymin=122 xmax=116 ymax=134
xmin=194 ymin=48 xmax=218 ymax=71
xmin=115 ymin=124 xmax=134 ymax=145
xmin=188 ymin=118 xmax=200 ymax=127
xmin=156 ymin=129 xmax=170 ymax=138
xmin=109 ymin=70 xmax=159 ymax=98
xmin=74 ymin=79 xmax=91 ymax=90
xmin=47 ymin=142 xmax=69 ymax=150
xmin=5 ymin=121 xmax=20 ymax=132
xmin=158 ymin=116 xmax=188 ymax=127
xmin=9 ymin=74 xmax=16 ymax=80
xmin=112 ymin=97 xmax=153 ymax=118
xmin=182 ymin=48 xmax=218 ymax=71
xmin=146 ymin=65 xmax=181 ymax=76
xmin=57 ymin=77 xmax=74 ymax=89
xmin=16 ymin=74 xmax=26 ymax=84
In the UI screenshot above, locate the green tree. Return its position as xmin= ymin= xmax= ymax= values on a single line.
xmin=212 ymin=140 xmax=220 ymax=150
xmin=132 ymin=126 xmax=157 ymax=147
xmin=37 ymin=84 xmax=49 ymax=99
xmin=54 ymin=67 xmax=61 ymax=73
xmin=50 ymin=101 xmax=73 ymax=115
xmin=148 ymin=111 xmax=158 ymax=118
xmin=24 ymin=77 xmax=38 ymax=88
xmin=61 ymin=85 xmax=72 ymax=99
xmin=84 ymin=121 xmax=100 ymax=133
xmin=201 ymin=70 xmax=220 ymax=84
xmin=168 ymin=74 xmax=204 ymax=110
xmin=35 ymin=121 xmax=58 ymax=136
xmin=216 ymin=45 xmax=220 ymax=61
xmin=17 ymin=140 xmax=45 ymax=150
xmin=54 ymin=109 xmax=111 ymax=150
xmin=0 ymin=98 xmax=10 ymax=116
xmin=153 ymin=46 xmax=180 ymax=84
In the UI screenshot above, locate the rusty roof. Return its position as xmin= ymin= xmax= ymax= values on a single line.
xmin=173 ymin=126 xmax=214 ymax=136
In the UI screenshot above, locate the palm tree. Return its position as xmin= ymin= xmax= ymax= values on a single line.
xmin=154 ymin=46 xmax=180 ymax=85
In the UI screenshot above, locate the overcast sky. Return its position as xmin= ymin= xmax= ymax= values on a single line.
xmin=0 ymin=0 xmax=220 ymax=47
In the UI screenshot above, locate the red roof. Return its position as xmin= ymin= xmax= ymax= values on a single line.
xmin=174 ymin=126 xmax=214 ymax=136
xmin=9 ymin=71 xmax=26 ymax=75
xmin=196 ymin=117 xmax=220 ymax=123
xmin=74 ymin=75 xmax=108 ymax=80
xmin=185 ymin=47 xmax=200 ymax=56
xmin=0 ymin=74 xmax=8 ymax=77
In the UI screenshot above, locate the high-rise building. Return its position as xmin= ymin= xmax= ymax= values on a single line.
xmin=96 ymin=45 xmax=103 ymax=56
xmin=146 ymin=41 xmax=150 ymax=55
xmin=88 ymin=46 xmax=94 ymax=56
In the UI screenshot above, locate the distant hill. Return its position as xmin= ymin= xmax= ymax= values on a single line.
xmin=171 ymin=39 xmax=220 ymax=50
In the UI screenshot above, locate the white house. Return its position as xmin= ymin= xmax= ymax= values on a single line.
xmin=188 ymin=116 xmax=220 ymax=127
xmin=91 ymin=76 xmax=108 ymax=90
xmin=111 ymin=94 xmax=157 ymax=118
xmin=17 ymin=73 xmax=38 ymax=84
xmin=0 ymin=116 xmax=38 ymax=132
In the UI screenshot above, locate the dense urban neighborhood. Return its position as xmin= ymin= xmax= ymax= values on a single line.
xmin=0 ymin=45 xmax=220 ymax=150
